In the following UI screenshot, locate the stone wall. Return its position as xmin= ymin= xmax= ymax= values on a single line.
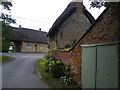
xmin=49 ymin=2 xmax=92 ymax=50
xmin=52 ymin=8 xmax=120 ymax=83
xmin=21 ymin=41 xmax=48 ymax=53
xmin=57 ymin=12 xmax=91 ymax=49
xmin=49 ymin=32 xmax=58 ymax=50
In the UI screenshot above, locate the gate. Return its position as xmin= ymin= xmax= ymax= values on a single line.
xmin=82 ymin=44 xmax=118 ymax=88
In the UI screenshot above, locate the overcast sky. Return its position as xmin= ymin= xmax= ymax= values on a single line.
xmin=9 ymin=0 xmax=105 ymax=32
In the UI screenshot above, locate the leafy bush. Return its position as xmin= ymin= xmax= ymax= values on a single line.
xmin=45 ymin=53 xmax=54 ymax=60
xmin=44 ymin=49 xmax=55 ymax=60
xmin=48 ymin=61 xmax=65 ymax=78
xmin=39 ymin=59 xmax=49 ymax=72
xmin=43 ymin=52 xmax=66 ymax=78
xmin=60 ymin=76 xmax=72 ymax=85
xmin=2 ymin=38 xmax=11 ymax=52
xmin=59 ymin=66 xmax=72 ymax=85
xmin=43 ymin=49 xmax=73 ymax=84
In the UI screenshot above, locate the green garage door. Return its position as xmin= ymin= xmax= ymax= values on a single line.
xmin=82 ymin=44 xmax=118 ymax=88
xmin=82 ymin=47 xmax=96 ymax=88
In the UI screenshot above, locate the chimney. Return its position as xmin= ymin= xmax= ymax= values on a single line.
xmin=73 ymin=0 xmax=83 ymax=13
xmin=39 ymin=28 xmax=41 ymax=31
xmin=19 ymin=25 xmax=21 ymax=28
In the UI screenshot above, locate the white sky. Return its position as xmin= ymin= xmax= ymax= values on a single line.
xmin=9 ymin=0 xmax=105 ymax=32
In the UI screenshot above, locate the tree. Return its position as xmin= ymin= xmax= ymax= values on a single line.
xmin=0 ymin=1 xmax=15 ymax=52
xmin=89 ymin=0 xmax=120 ymax=31
xmin=89 ymin=0 xmax=120 ymax=9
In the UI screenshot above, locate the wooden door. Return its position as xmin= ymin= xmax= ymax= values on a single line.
xmin=82 ymin=44 xmax=118 ymax=88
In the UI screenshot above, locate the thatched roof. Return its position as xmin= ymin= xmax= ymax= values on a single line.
xmin=10 ymin=27 xmax=48 ymax=43
xmin=47 ymin=2 xmax=95 ymax=36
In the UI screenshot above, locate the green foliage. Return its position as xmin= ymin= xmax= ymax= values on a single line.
xmin=60 ymin=76 xmax=72 ymax=85
xmin=41 ymin=50 xmax=73 ymax=85
xmin=44 ymin=49 xmax=56 ymax=60
xmin=2 ymin=38 xmax=11 ymax=52
xmin=90 ymin=1 xmax=105 ymax=8
xmin=0 ymin=2 xmax=12 ymax=10
xmin=45 ymin=53 xmax=54 ymax=60
xmin=43 ymin=52 xmax=66 ymax=78
xmin=0 ymin=1 xmax=16 ymax=52
xmin=2 ymin=22 xmax=12 ymax=39
xmin=37 ymin=58 xmax=77 ymax=88
xmin=90 ymin=2 xmax=120 ymax=32
xmin=64 ymin=39 xmax=77 ymax=50
xmin=42 ymin=53 xmax=71 ymax=79
xmin=48 ymin=61 xmax=65 ymax=78
xmin=64 ymin=44 xmax=71 ymax=48
xmin=39 ymin=57 xmax=66 ymax=78
xmin=1 ymin=14 xmax=16 ymax=25
xmin=90 ymin=1 xmax=120 ymax=9
xmin=48 ymin=44 xmax=50 ymax=49
xmin=60 ymin=66 xmax=72 ymax=85
xmin=1 ymin=55 xmax=13 ymax=64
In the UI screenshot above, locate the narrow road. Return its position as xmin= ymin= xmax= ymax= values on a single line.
xmin=2 ymin=53 xmax=49 ymax=88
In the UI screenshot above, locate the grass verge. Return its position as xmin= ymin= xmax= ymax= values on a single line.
xmin=0 ymin=55 xmax=14 ymax=64
xmin=37 ymin=58 xmax=77 ymax=88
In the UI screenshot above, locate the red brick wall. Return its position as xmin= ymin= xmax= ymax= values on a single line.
xmin=52 ymin=8 xmax=119 ymax=83
xmin=81 ymin=9 xmax=119 ymax=45
xmin=52 ymin=47 xmax=81 ymax=82
xmin=52 ymin=51 xmax=70 ymax=66
xmin=70 ymin=45 xmax=81 ymax=82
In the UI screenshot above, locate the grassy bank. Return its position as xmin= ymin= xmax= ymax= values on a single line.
xmin=37 ymin=59 xmax=77 ymax=88
xmin=1 ymin=55 xmax=14 ymax=64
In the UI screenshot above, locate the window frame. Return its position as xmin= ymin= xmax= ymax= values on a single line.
xmin=40 ymin=44 xmax=44 ymax=49
xmin=26 ymin=43 xmax=32 ymax=48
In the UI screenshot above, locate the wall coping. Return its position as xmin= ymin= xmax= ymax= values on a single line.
xmin=57 ymin=50 xmax=70 ymax=52
xmin=81 ymin=42 xmax=119 ymax=47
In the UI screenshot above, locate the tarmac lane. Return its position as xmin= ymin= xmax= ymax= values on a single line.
xmin=2 ymin=53 xmax=49 ymax=88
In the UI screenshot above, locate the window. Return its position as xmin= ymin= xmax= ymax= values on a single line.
xmin=27 ymin=43 xmax=32 ymax=48
xmin=40 ymin=44 xmax=44 ymax=49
